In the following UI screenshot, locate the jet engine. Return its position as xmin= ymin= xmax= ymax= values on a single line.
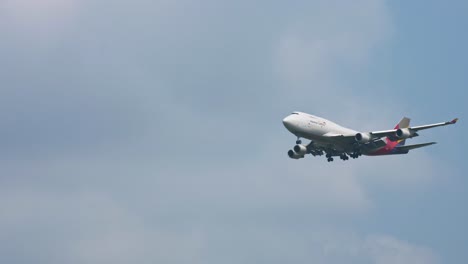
xmin=293 ymin=144 xmax=308 ymax=155
xmin=355 ymin=132 xmax=372 ymax=143
xmin=395 ymin=128 xmax=414 ymax=139
xmin=288 ymin=149 xmax=304 ymax=159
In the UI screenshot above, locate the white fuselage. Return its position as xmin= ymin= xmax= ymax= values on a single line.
xmin=282 ymin=112 xmax=359 ymax=152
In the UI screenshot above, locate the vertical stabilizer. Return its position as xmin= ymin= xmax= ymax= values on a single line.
xmin=395 ymin=117 xmax=410 ymax=129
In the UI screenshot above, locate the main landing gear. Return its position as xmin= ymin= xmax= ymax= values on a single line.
xmin=349 ymin=152 xmax=362 ymax=159
xmin=326 ymin=153 xmax=355 ymax=162
xmin=296 ymin=137 xmax=302 ymax=145
xmin=340 ymin=153 xmax=349 ymax=161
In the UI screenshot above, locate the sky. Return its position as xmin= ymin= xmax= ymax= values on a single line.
xmin=0 ymin=0 xmax=467 ymax=263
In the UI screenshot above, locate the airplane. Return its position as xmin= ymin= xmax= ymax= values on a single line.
xmin=282 ymin=112 xmax=458 ymax=162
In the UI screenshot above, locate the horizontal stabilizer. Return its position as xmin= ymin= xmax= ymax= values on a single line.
xmin=395 ymin=142 xmax=436 ymax=152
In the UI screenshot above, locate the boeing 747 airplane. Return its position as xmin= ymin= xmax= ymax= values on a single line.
xmin=283 ymin=112 xmax=458 ymax=162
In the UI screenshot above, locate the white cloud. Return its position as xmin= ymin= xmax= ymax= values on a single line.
xmin=274 ymin=0 xmax=392 ymax=90
xmin=0 ymin=187 xmax=438 ymax=264
xmin=0 ymin=0 xmax=449 ymax=263
xmin=365 ymin=235 xmax=438 ymax=264
xmin=1 ymin=0 xmax=79 ymax=40
xmin=317 ymin=231 xmax=438 ymax=264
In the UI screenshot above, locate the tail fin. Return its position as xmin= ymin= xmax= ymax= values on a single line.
xmin=393 ymin=117 xmax=410 ymax=146
xmin=395 ymin=117 xmax=410 ymax=129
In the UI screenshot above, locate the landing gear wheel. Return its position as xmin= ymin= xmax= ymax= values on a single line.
xmin=327 ymin=157 xmax=334 ymax=162
xmin=340 ymin=154 xmax=348 ymax=161
xmin=296 ymin=139 xmax=302 ymax=144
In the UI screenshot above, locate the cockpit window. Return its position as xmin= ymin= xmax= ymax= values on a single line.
xmin=291 ymin=112 xmax=299 ymax=115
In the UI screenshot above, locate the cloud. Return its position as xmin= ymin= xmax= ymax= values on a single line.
xmin=0 ymin=0 xmax=79 ymax=44
xmin=364 ymin=235 xmax=438 ymax=264
xmin=317 ymin=232 xmax=438 ymax=264
xmin=0 ymin=0 xmax=446 ymax=263
xmin=274 ymin=1 xmax=391 ymax=77
xmin=0 ymin=186 xmax=438 ymax=264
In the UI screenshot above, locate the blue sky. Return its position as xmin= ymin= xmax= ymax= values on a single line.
xmin=0 ymin=0 xmax=466 ymax=263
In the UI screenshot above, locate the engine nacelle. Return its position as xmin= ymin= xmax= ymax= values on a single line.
xmin=355 ymin=132 xmax=372 ymax=143
xmin=288 ymin=149 xmax=304 ymax=159
xmin=395 ymin=128 xmax=414 ymax=139
xmin=293 ymin=144 xmax=308 ymax=155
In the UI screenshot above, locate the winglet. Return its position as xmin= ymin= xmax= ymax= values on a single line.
xmin=450 ymin=118 xmax=459 ymax=124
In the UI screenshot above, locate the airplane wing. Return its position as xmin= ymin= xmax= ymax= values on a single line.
xmin=323 ymin=118 xmax=457 ymax=147
xmin=368 ymin=118 xmax=458 ymax=141
xmin=324 ymin=133 xmax=387 ymax=149
xmin=323 ymin=133 xmax=356 ymax=144
xmin=410 ymin=118 xmax=458 ymax=131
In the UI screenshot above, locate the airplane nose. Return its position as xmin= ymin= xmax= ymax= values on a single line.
xmin=282 ymin=115 xmax=293 ymax=129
